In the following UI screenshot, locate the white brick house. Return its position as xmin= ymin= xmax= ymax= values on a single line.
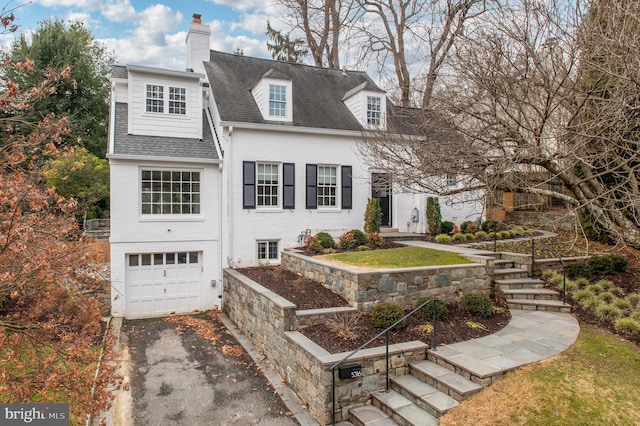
xmin=107 ymin=14 xmax=482 ymax=318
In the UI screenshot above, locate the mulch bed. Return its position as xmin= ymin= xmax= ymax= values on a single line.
xmin=237 ymin=265 xmax=511 ymax=353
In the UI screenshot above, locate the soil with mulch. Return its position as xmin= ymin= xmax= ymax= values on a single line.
xmin=238 ymin=265 xmax=512 ymax=354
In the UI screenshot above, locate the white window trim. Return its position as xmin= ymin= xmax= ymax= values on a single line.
xmin=256 ymin=162 xmax=281 ymax=209
xmin=367 ymin=95 xmax=382 ymax=126
xmin=257 ymin=240 xmax=280 ymax=262
xmin=144 ymin=84 xmax=188 ymax=116
xmin=317 ymin=164 xmax=339 ymax=210
xmin=253 ymin=78 xmax=293 ymax=122
xmin=139 ymin=168 xmax=203 ymax=218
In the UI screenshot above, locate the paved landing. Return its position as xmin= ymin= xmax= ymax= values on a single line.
xmin=431 ymin=310 xmax=580 ymax=378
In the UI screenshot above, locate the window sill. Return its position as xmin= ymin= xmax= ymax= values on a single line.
xmin=141 ymin=112 xmax=191 ymax=121
xmin=315 ymin=208 xmax=342 ymax=213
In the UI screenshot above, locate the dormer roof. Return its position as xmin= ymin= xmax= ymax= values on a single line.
xmin=203 ymin=51 xmax=385 ymax=131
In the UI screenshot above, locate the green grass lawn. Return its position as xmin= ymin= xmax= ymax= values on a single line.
xmin=318 ymin=246 xmax=473 ymax=268
xmin=440 ymin=325 xmax=640 ymax=425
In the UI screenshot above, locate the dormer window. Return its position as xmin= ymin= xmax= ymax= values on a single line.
xmin=367 ymin=96 xmax=382 ymax=125
xmin=145 ymin=84 xmax=186 ymax=115
xmin=269 ymin=85 xmax=287 ymax=117
xmin=252 ymin=70 xmax=293 ymax=122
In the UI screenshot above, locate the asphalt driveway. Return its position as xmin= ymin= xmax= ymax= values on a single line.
xmin=113 ymin=311 xmax=306 ymax=425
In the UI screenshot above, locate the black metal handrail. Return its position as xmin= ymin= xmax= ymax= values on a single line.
xmin=330 ymin=298 xmax=440 ymax=425
xmin=530 ymin=237 xmax=567 ymax=304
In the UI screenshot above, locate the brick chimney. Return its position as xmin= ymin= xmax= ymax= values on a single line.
xmin=185 ymin=13 xmax=211 ymax=74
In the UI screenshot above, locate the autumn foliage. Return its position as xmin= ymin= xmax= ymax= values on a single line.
xmin=0 ymin=12 xmax=117 ymax=424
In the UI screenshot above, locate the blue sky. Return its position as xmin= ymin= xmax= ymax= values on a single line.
xmin=1 ymin=0 xmax=277 ymax=69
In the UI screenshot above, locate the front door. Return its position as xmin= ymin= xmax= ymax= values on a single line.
xmin=372 ymin=173 xmax=392 ymax=227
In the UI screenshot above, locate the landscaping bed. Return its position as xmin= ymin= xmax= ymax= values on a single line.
xmin=238 ymin=265 xmax=511 ymax=353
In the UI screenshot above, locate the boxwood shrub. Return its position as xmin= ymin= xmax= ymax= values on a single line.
xmin=415 ymin=297 xmax=448 ymax=321
xmin=371 ymin=303 xmax=406 ymax=329
xmin=459 ymin=294 xmax=493 ymax=317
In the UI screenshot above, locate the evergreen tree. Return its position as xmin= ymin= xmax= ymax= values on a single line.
xmin=266 ymin=21 xmax=308 ymax=63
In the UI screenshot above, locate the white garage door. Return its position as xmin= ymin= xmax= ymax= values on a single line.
xmin=126 ymin=251 xmax=203 ymax=317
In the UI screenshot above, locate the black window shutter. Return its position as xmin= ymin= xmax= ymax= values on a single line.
xmin=283 ymin=163 xmax=295 ymax=209
xmin=306 ymin=164 xmax=317 ymax=209
xmin=341 ymin=166 xmax=353 ymax=209
xmin=243 ymin=161 xmax=256 ymax=209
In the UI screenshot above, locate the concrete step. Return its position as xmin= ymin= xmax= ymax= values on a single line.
xmin=506 ymin=298 xmax=571 ymax=313
xmin=379 ymin=227 xmax=399 ymax=233
xmin=349 ymin=404 xmax=398 ymax=426
xmin=493 ymin=267 xmax=529 ymax=280
xmin=495 ymin=277 xmax=546 ymax=290
xmin=391 ymin=374 xmax=458 ymax=418
xmin=408 ymin=360 xmax=483 ymax=401
xmin=371 ymin=390 xmax=438 ymax=426
xmin=502 ymin=288 xmax=561 ymax=300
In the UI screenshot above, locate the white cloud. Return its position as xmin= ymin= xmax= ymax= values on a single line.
xmin=231 ymin=13 xmax=267 ymax=36
xmin=101 ymin=0 xmax=138 ymax=23
xmin=65 ymin=12 xmax=93 ymax=26
xmin=207 ymin=0 xmax=268 ymax=14
xmin=36 ymin=0 xmax=101 ymax=9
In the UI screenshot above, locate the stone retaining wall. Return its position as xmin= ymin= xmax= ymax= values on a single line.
xmin=222 ymin=268 xmax=427 ymax=424
xmin=507 ymin=210 xmax=576 ymax=232
xmin=282 ymin=250 xmax=493 ymax=311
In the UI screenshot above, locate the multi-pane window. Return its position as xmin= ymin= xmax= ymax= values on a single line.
xmin=269 ymin=85 xmax=286 ymax=117
xmin=447 ymin=174 xmax=458 ymax=187
xmin=128 ymin=252 xmax=199 ymax=267
xmin=257 ymin=241 xmax=279 ymax=261
xmin=317 ymin=165 xmax=337 ymax=207
xmin=367 ymin=96 xmax=381 ymax=125
xmin=257 ymin=163 xmax=279 ymax=207
xmin=146 ymin=85 xmax=186 ymax=114
xmin=141 ymin=170 xmax=201 ymax=215
xmin=146 ymin=85 xmax=164 ymax=113
xmin=169 ymin=87 xmax=186 ymax=114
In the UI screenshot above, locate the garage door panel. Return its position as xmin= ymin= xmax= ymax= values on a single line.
xmin=126 ymin=251 xmax=203 ymax=317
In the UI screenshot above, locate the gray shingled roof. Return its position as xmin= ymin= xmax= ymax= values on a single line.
xmin=112 ymin=103 xmax=219 ymax=160
xmin=204 ymin=51 xmax=384 ymax=131
xmin=111 ymin=65 xmax=128 ymax=80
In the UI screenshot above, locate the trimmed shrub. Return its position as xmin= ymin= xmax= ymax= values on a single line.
xmin=566 ymin=261 xmax=592 ymax=279
xmin=474 ymin=231 xmax=487 ymax=239
xmin=542 ymin=270 xmax=557 ymax=280
xmin=364 ymin=198 xmax=382 ymax=233
xmin=464 ymin=233 xmax=475 ymax=240
xmin=367 ymin=231 xmax=383 ymax=247
xmin=487 ymin=231 xmax=497 ymax=239
xmin=338 ymin=232 xmax=357 ymax=250
xmin=452 ymin=233 xmax=466 ymax=241
xmin=306 ymin=235 xmax=323 ymax=254
xmin=480 ymin=220 xmax=492 ymax=232
xmin=523 ymin=229 xmax=535 ymax=236
xmin=595 ymin=304 xmax=621 ymax=321
xmin=440 ymin=221 xmax=454 ymax=235
xmin=587 ymin=255 xmax=615 ymax=275
xmin=316 ymin=232 xmax=335 ymax=249
xmin=434 ymin=234 xmax=452 ymax=243
xmin=498 ymin=231 xmax=511 ymax=239
xmin=614 ymin=317 xmax=640 ymax=333
xmin=460 ymin=220 xmax=477 ymax=234
xmin=609 ymin=253 xmax=629 ymax=272
xmin=426 ymin=197 xmax=442 ymax=235
xmin=350 ymin=229 xmax=368 ymax=246
xmin=415 ymin=297 xmax=448 ymax=321
xmin=459 ymin=294 xmax=493 ymax=317
xmin=371 ymin=303 xmax=406 ymax=329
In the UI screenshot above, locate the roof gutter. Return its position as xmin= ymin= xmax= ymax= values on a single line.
xmin=106 ymin=153 xmax=222 ymax=165
xmin=218 ymin=121 xmax=364 ymax=138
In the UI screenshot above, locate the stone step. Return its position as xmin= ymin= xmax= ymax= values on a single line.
xmin=379 ymin=227 xmax=400 ymax=233
xmin=506 ymin=298 xmax=571 ymax=313
xmin=502 ymin=288 xmax=561 ymax=300
xmin=371 ymin=390 xmax=438 ymax=426
xmin=493 ymin=267 xmax=529 ymax=280
xmin=494 ymin=278 xmax=546 ymax=290
xmin=493 ymin=259 xmax=515 ymax=269
xmin=349 ymin=405 xmax=398 ymax=426
xmin=391 ymin=374 xmax=459 ymax=418
xmin=408 ymin=360 xmax=484 ymax=401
